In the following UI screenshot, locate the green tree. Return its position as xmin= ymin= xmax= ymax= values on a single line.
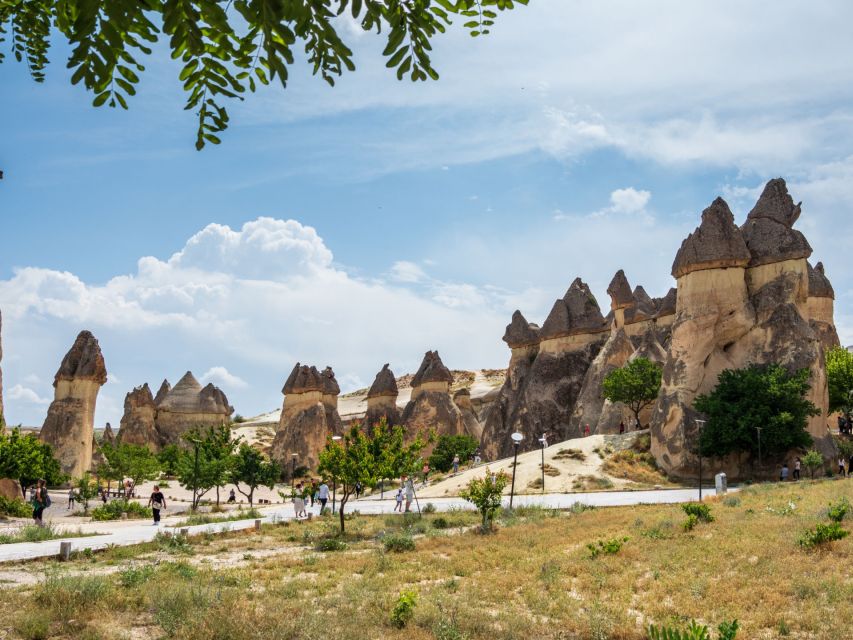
xmin=177 ymin=425 xmax=236 ymax=510
xmin=0 ymin=427 xmax=64 ymax=497
xmin=459 ymin=469 xmax=508 ymax=531
xmin=602 ymin=357 xmax=663 ymax=428
xmin=826 ymin=346 xmax=853 ymax=416
xmin=1 ymin=0 xmax=528 ymax=149
xmin=74 ymin=473 xmax=100 ymax=514
xmin=695 ymin=364 xmax=818 ymax=460
xmin=802 ymin=449 xmax=824 ymax=479
xmin=229 ymin=443 xmax=279 ymax=507
xmin=98 ymin=443 xmax=161 ymax=496
xmin=319 ymin=421 xmax=424 ymax=534
xmin=428 ymin=434 xmax=478 ymax=472
xmin=157 ymin=444 xmax=182 ymax=477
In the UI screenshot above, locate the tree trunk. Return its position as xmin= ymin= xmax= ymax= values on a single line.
xmin=216 ymin=486 xmax=220 ymax=506
xmin=339 ymin=494 xmax=348 ymax=534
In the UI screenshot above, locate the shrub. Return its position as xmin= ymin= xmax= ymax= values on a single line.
xmin=428 ymin=434 xmax=479 ymax=472
xmin=315 ymin=537 xmax=348 ymax=552
xmin=0 ymin=495 xmax=32 ymax=518
xmin=432 ymin=516 xmax=449 ymax=529
xmin=90 ymin=499 xmax=152 ymax=521
xmin=827 ymin=497 xmax=849 ymax=523
xmin=383 ymin=531 xmax=416 ymax=552
xmin=118 ymin=565 xmax=155 ymax=588
xmin=682 ymin=503 xmax=714 ymax=523
xmin=155 ymin=531 xmax=193 ymax=555
xmin=459 ymin=469 xmax=509 ymax=532
xmin=35 ymin=573 xmax=110 ymax=621
xmin=587 ymin=536 xmax=628 ymax=559
xmin=647 ymin=619 xmax=738 ymax=640
xmin=722 ymin=496 xmax=741 ymax=508
xmin=13 ymin=611 xmax=50 ymax=640
xmin=802 ymin=450 xmax=824 ymax=479
xmin=390 ymin=590 xmax=417 ymax=628
xmin=682 ymin=514 xmax=699 ymax=532
xmin=798 ymin=522 xmax=849 ymax=548
xmin=423 ymin=502 xmax=436 ymax=514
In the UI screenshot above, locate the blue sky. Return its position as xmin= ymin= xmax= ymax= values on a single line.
xmin=2 ymin=1 xmax=853 ymax=427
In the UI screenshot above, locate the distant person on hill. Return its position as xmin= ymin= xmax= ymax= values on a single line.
xmin=780 ymin=463 xmax=789 ymax=482
xmin=452 ymin=454 xmax=460 ymax=474
xmin=318 ymin=481 xmax=329 ymax=512
xmin=839 ymin=457 xmax=847 ymax=477
xmin=394 ymin=488 xmax=404 ymax=512
xmin=584 ymin=424 xmax=591 ymax=437
xmin=147 ymin=485 xmax=166 ymax=526
xmin=227 ymin=488 xmax=236 ymax=503
xmin=793 ymin=457 xmax=801 ymax=481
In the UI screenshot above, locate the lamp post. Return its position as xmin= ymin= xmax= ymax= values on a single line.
xmin=331 ymin=436 xmax=342 ymax=514
xmin=538 ymin=434 xmax=548 ymax=494
xmin=695 ymin=419 xmax=706 ymax=501
xmin=510 ymin=432 xmax=523 ymax=508
xmin=755 ymin=426 xmax=763 ymax=476
xmin=290 ymin=453 xmax=298 ymax=489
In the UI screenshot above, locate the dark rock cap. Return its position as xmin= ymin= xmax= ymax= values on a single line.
xmin=625 ymin=285 xmax=657 ymax=324
xmin=54 ymin=330 xmax=107 ymax=386
xmin=654 ymin=288 xmax=677 ymax=317
xmin=741 ymin=179 xmax=811 ymax=267
xmin=126 ymin=383 xmax=156 ymax=410
xmin=154 ymin=379 xmax=171 ymax=406
xmin=368 ymin=364 xmax=398 ymax=398
xmin=502 ymin=310 xmax=541 ymax=348
xmin=607 ymin=270 xmax=634 ymax=309
xmin=411 ymin=351 xmax=454 ymax=387
xmin=321 ymin=366 xmax=340 ymax=396
xmin=540 ymin=277 xmax=606 ymax=339
xmin=282 ymin=363 xmax=325 ymax=395
xmin=808 ymin=261 xmax=835 ymax=299
xmin=671 ymin=197 xmax=752 ymax=278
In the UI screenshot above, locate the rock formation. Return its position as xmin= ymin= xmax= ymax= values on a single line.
xmin=650 ymin=179 xmax=836 ymax=478
xmin=365 ymin=363 xmax=400 ymax=427
xmin=117 ymin=383 xmax=159 ymax=449
xmin=40 ymin=331 xmax=108 ymax=478
xmin=402 ymin=351 xmax=477 ymax=447
xmin=807 ymin=261 xmax=840 ymax=350
xmin=102 ymin=423 xmax=115 ymax=446
xmin=270 ymin=363 xmax=342 ymax=471
xmin=154 ymin=379 xmax=171 ymax=405
xmin=153 ymin=371 xmax=234 ymax=446
xmin=453 ymin=388 xmax=484 ymax=441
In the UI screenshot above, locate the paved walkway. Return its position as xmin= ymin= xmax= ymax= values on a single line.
xmin=0 ymin=487 xmax=731 ymax=563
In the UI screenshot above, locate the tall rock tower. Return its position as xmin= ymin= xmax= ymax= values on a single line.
xmin=365 ymin=363 xmax=400 ymax=427
xmin=41 ymin=331 xmax=108 ymax=478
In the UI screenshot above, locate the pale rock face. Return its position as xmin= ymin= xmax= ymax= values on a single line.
xmin=365 ymin=364 xmax=400 ymax=427
xmin=0 ymin=478 xmax=21 ymax=500
xmin=271 ymin=363 xmax=342 ymax=470
xmin=571 ymin=329 xmax=636 ymax=435
xmin=117 ymin=384 xmax=159 ymax=449
xmin=40 ymin=331 xmax=107 ymax=479
xmin=154 ymin=372 xmax=234 ymax=446
xmin=102 ymin=423 xmax=115 ymax=446
xmin=453 ymin=388 xmax=483 ymax=441
xmin=806 ymin=261 xmax=840 ymax=350
xmin=651 ymin=180 xmax=836 ymax=479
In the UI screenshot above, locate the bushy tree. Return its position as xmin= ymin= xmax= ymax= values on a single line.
xmin=695 ymin=364 xmax=818 ymax=459
xmin=429 ymin=434 xmax=478 ymax=472
xmin=98 ymin=443 xmax=161 ymax=496
xmin=319 ymin=421 xmax=424 ymax=533
xmin=157 ymin=444 xmax=182 ymax=477
xmin=0 ymin=427 xmax=64 ymax=497
xmin=802 ymin=450 xmax=824 ymax=479
xmin=177 ymin=425 xmax=236 ymax=510
xmin=459 ymin=469 xmax=508 ymax=531
xmin=1 ymin=0 xmax=528 ymax=149
xmin=74 ymin=473 xmax=100 ymax=514
xmin=229 ymin=443 xmax=279 ymax=507
xmin=602 ymin=357 xmax=662 ymax=428
xmin=826 ymin=346 xmax=853 ymax=415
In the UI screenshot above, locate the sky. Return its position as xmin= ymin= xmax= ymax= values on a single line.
xmin=2 ymin=1 xmax=853 ymax=427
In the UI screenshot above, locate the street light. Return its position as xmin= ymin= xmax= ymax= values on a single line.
xmin=510 ymin=432 xmax=523 ymax=508
xmin=290 ymin=453 xmax=298 ymax=489
xmin=695 ymin=419 xmax=706 ymax=502
xmin=331 ymin=436 xmax=342 ymax=514
xmin=538 ymin=433 xmax=548 ymax=494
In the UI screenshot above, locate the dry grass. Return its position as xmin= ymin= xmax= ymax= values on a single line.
xmin=554 ymin=448 xmax=587 ymax=461
xmin=603 ymin=450 xmax=673 ymax=487
xmin=572 ymin=475 xmax=615 ymax=491
xmin=1 ymin=481 xmax=852 ymax=639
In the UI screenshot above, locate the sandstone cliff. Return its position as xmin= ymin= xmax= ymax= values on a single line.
xmin=153 ymin=371 xmax=233 ymax=446
xmin=117 ymin=383 xmax=159 ymax=449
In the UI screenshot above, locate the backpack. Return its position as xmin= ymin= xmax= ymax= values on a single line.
xmin=45 ymin=493 xmax=52 ymax=508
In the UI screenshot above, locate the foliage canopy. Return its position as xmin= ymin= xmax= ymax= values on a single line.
xmin=428 ymin=433 xmax=478 ymax=472
xmin=602 ymin=357 xmax=662 ymax=428
xmin=826 ymin=346 xmax=853 ymax=415
xmin=1 ymin=0 xmax=528 ymax=149
xmin=0 ymin=427 xmax=64 ymax=496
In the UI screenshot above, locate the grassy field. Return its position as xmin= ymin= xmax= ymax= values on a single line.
xmin=0 ymin=480 xmax=851 ymax=639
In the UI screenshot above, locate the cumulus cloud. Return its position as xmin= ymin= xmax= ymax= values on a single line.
xmin=202 ymin=366 xmax=249 ymax=390
xmin=8 ymin=384 xmax=50 ymax=405
xmin=608 ymin=188 xmax=651 ymax=214
xmin=389 ymin=261 xmax=427 ymax=283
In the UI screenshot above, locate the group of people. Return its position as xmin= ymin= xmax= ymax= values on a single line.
xmin=291 ymin=479 xmax=332 ymax=518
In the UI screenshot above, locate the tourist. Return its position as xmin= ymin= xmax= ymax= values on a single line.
xmin=67 ymin=487 xmax=76 ymax=510
xmin=452 ymin=454 xmax=460 ymax=474
xmin=422 ymin=463 xmax=430 ymax=487
xmin=100 ymin=488 xmax=108 ymax=504
xmin=394 ymin=487 xmax=403 ymax=512
xmin=318 ymin=480 xmax=329 ymax=512
xmin=584 ymin=424 xmax=591 ymax=437
xmin=619 ymin=421 xmax=625 ymax=435
xmin=404 ymin=476 xmax=415 ymax=512
xmin=793 ymin=457 xmax=801 ymax=480
xmin=474 ymin=452 xmax=481 ymax=466
xmin=780 ymin=463 xmax=789 ymax=482
xmin=309 ymin=480 xmax=318 ymax=507
xmin=490 ymin=472 xmax=497 ymax=485
xmin=839 ymin=456 xmax=847 ymax=477
xmin=354 ymin=481 xmax=362 ymax=499
xmin=147 ymin=485 xmax=166 ymax=526
xmin=227 ymin=488 xmax=236 ymax=503
xmin=32 ymin=479 xmax=48 ymax=527
xmin=293 ymin=482 xmax=306 ymax=519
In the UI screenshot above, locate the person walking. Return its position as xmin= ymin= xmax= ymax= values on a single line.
xmin=421 ymin=463 xmax=430 ymax=486
xmin=452 ymin=454 xmax=460 ymax=474
xmin=780 ymin=463 xmax=789 ymax=482
xmin=147 ymin=485 xmax=166 ymax=526
xmin=318 ymin=480 xmax=329 ymax=512
xmin=584 ymin=424 xmax=591 ymax=437
xmin=839 ymin=457 xmax=847 ymax=477
xmin=293 ymin=482 xmax=306 ymax=519
xmin=227 ymin=488 xmax=236 ymax=503
xmin=309 ymin=480 xmax=318 ymax=507
xmin=67 ymin=487 xmax=76 ymax=510
xmin=394 ymin=487 xmax=403 ymax=512
xmin=793 ymin=457 xmax=801 ymax=481
xmin=354 ymin=481 xmax=362 ymax=499
xmin=32 ymin=479 xmax=48 ymax=527
xmin=404 ymin=476 xmax=415 ymax=513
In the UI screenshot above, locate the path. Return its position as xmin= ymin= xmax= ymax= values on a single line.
xmin=0 ymin=487 xmax=731 ymax=563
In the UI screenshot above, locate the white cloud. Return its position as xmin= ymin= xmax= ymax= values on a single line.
xmin=202 ymin=366 xmax=249 ymax=390
xmin=389 ymin=261 xmax=427 ymax=283
xmin=8 ymin=384 xmax=50 ymax=405
xmin=608 ymin=188 xmax=651 ymax=214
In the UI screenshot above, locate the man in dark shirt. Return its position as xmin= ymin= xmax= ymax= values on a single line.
xmin=147 ymin=485 xmax=167 ymax=526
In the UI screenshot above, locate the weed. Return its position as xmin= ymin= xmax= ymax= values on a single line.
xmin=383 ymin=531 xmax=416 ymax=552
xmin=315 ymin=537 xmax=348 ymax=552
xmin=90 ymin=499 xmax=151 ymax=521
xmin=827 ymin=497 xmax=849 ymax=523
xmin=539 ymin=560 xmax=560 ymax=587
xmin=722 ymin=496 xmax=741 ymax=507
xmin=587 ymin=536 xmax=628 ymax=558
xmin=683 ymin=514 xmax=699 ymax=531
xmin=554 ymin=448 xmax=586 ymax=461
xmin=433 ymin=516 xmax=450 ymax=529
xmin=13 ymin=611 xmax=49 ymax=640
xmin=682 ymin=503 xmax=714 ymax=522
xmin=798 ymin=522 xmax=849 ymax=548
xmin=155 ymin=531 xmax=194 ymax=555
xmin=118 ymin=564 xmax=155 ymax=588
xmin=390 ymin=590 xmax=417 ymax=628
xmin=423 ymin=502 xmax=437 ymax=514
